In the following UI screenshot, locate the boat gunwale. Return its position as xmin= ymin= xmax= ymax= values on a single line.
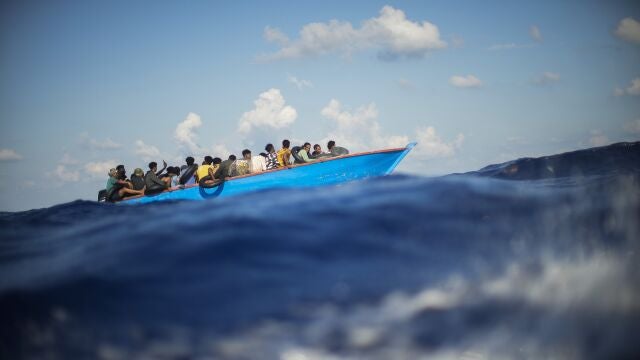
xmin=119 ymin=145 xmax=408 ymax=202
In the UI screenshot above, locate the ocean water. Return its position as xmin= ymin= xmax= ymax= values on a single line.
xmin=1 ymin=142 xmax=639 ymax=360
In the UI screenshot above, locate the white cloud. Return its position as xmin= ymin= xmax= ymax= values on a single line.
xmin=264 ymin=26 xmax=289 ymax=46
xmin=615 ymin=77 xmax=640 ymax=96
xmin=320 ymin=99 xmax=409 ymax=151
xmin=397 ymin=78 xmax=415 ymax=90
xmin=626 ymin=77 xmax=640 ymax=95
xmin=533 ymin=72 xmax=560 ymax=85
xmin=0 ymin=148 xmax=23 ymax=161
xmin=449 ymin=75 xmax=482 ymax=88
xmin=175 ymin=112 xmax=203 ymax=153
xmin=615 ymin=17 xmax=640 ymax=44
xmin=85 ymin=161 xmax=117 ymax=177
xmin=59 ymin=153 xmax=79 ymax=165
xmin=530 ymin=25 xmax=542 ymax=42
xmin=624 ymin=119 xmax=640 ymax=134
xmin=80 ymin=132 xmax=122 ymax=150
xmin=238 ymin=89 xmax=297 ymax=134
xmin=450 ymin=35 xmax=464 ymax=48
xmin=261 ymin=5 xmax=446 ymax=60
xmin=135 ymin=140 xmax=161 ymax=160
xmin=51 ymin=165 xmax=80 ymax=182
xmin=84 ymin=160 xmax=118 ymax=178
xmin=288 ymin=75 xmax=313 ymax=90
xmin=414 ymin=126 xmax=464 ymax=158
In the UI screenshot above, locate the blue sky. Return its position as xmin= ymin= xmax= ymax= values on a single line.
xmin=1 ymin=0 xmax=639 ymax=211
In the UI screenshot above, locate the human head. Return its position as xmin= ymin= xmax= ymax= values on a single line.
xmin=314 ymin=144 xmax=321 ymax=152
xmin=327 ymin=140 xmax=336 ymax=150
xmin=149 ymin=161 xmax=157 ymax=171
xmin=282 ymin=139 xmax=290 ymax=149
xmin=115 ymin=165 xmax=126 ymax=179
xmin=204 ymin=156 xmax=213 ymax=165
xmin=303 ymin=142 xmax=311 ymax=151
xmin=242 ymin=149 xmax=251 ymax=160
xmin=133 ymin=168 xmax=144 ymax=177
xmin=265 ymin=143 xmax=275 ymax=153
xmin=212 ymin=157 xmax=222 ymax=165
xmin=185 ymin=156 xmax=194 ymax=166
xmin=229 ymin=154 xmax=237 ymax=161
xmin=108 ymin=168 xmax=117 ymax=177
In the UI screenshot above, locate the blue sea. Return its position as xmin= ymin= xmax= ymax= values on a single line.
xmin=1 ymin=142 xmax=639 ymax=360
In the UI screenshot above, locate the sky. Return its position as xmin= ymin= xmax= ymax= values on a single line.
xmin=1 ymin=0 xmax=639 ymax=211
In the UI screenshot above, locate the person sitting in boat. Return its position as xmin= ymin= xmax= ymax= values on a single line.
xmin=106 ymin=168 xmax=144 ymax=201
xmin=130 ymin=168 xmax=146 ymax=191
xmin=215 ymin=155 xmax=237 ymax=180
xmin=161 ymin=166 xmax=179 ymax=188
xmin=179 ymin=156 xmax=198 ymax=185
xmin=312 ymin=144 xmax=323 ymax=157
xmin=144 ymin=161 xmax=170 ymax=195
xmin=230 ymin=150 xmax=252 ymax=176
xmin=251 ymin=151 xmax=267 ymax=173
xmin=196 ymin=156 xmax=219 ymax=186
xmin=296 ymin=142 xmax=316 ymax=163
xmin=264 ymin=143 xmax=279 ymax=170
xmin=277 ymin=139 xmax=292 ymax=167
xmin=327 ymin=140 xmax=349 ymax=156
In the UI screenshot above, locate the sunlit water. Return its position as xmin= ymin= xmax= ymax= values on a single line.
xmin=1 ymin=142 xmax=639 ymax=359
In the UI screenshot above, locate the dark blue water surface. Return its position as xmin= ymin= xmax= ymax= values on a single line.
xmin=1 ymin=142 xmax=639 ymax=359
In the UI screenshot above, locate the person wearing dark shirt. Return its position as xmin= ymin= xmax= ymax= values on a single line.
xmin=130 ymin=168 xmax=146 ymax=191
xmin=144 ymin=161 xmax=170 ymax=194
xmin=215 ymin=155 xmax=236 ymax=180
xmin=327 ymin=140 xmax=349 ymax=156
xmin=179 ymin=156 xmax=198 ymax=185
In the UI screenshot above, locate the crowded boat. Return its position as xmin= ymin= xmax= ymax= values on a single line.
xmin=101 ymin=139 xmax=349 ymax=202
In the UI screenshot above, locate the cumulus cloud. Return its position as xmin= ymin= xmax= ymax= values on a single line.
xmin=84 ymin=160 xmax=118 ymax=178
xmin=260 ymin=5 xmax=446 ymax=60
xmin=80 ymin=133 xmax=122 ymax=150
xmin=449 ymin=75 xmax=482 ymax=88
xmin=0 ymin=148 xmax=23 ymax=161
xmin=414 ymin=126 xmax=464 ymax=158
xmin=175 ymin=112 xmax=203 ymax=153
xmin=50 ymin=165 xmax=80 ymax=182
xmin=624 ymin=119 xmax=640 ymax=134
xmin=263 ymin=26 xmax=289 ymax=46
xmin=238 ymin=89 xmax=297 ymax=134
xmin=615 ymin=77 xmax=640 ymax=96
xmin=530 ymin=25 xmax=543 ymax=42
xmin=625 ymin=78 xmax=640 ymax=95
xmin=288 ymin=75 xmax=313 ymax=90
xmin=320 ymin=99 xmax=409 ymax=151
xmin=59 ymin=153 xmax=79 ymax=165
xmin=532 ymin=72 xmax=560 ymax=85
xmin=135 ymin=140 xmax=161 ymax=160
xmin=397 ymin=78 xmax=415 ymax=90
xmin=615 ymin=17 xmax=640 ymax=44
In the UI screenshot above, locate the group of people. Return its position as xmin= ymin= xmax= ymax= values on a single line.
xmin=102 ymin=139 xmax=349 ymax=202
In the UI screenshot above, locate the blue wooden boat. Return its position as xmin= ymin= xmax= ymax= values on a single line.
xmin=121 ymin=142 xmax=416 ymax=204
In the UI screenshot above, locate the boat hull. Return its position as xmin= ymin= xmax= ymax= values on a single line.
xmin=122 ymin=143 xmax=415 ymax=205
